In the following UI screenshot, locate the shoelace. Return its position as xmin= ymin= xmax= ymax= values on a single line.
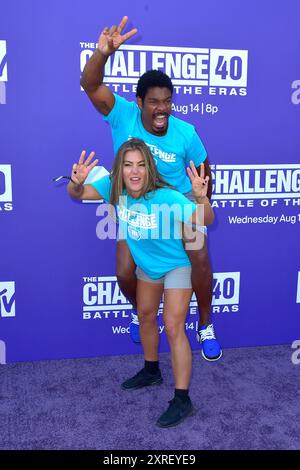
xmin=199 ymin=324 xmax=216 ymax=342
xmin=131 ymin=313 xmax=139 ymax=325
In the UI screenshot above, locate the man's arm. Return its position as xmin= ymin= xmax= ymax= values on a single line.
xmin=80 ymin=49 xmax=115 ymax=115
xmin=80 ymin=17 xmax=137 ymax=115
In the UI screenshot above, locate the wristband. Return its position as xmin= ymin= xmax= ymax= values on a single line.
xmin=70 ymin=177 xmax=80 ymax=185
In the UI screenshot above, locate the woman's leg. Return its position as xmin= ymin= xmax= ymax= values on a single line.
xmin=163 ymin=287 xmax=193 ymax=389
xmin=156 ymin=272 xmax=193 ymax=428
xmin=136 ymin=279 xmax=164 ymax=361
xmin=121 ymin=277 xmax=163 ymax=390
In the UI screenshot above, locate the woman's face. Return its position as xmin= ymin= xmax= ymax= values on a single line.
xmin=122 ymin=149 xmax=147 ymax=198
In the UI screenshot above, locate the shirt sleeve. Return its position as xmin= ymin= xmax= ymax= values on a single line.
xmin=90 ymin=175 xmax=111 ymax=202
xmin=164 ymin=189 xmax=197 ymax=223
xmin=185 ymin=130 xmax=207 ymax=167
xmin=103 ymin=93 xmax=136 ymax=129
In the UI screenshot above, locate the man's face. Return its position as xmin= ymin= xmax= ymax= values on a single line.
xmin=137 ymin=87 xmax=172 ymax=136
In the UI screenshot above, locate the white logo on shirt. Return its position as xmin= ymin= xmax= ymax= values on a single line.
xmin=127 ymin=135 xmax=176 ymax=163
xmin=146 ymin=143 xmax=176 ymax=163
xmin=128 ymin=227 xmax=142 ymax=241
xmin=118 ymin=206 xmax=158 ymax=229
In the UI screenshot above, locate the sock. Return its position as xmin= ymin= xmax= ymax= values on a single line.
xmin=144 ymin=360 xmax=159 ymax=375
xmin=175 ymin=388 xmax=190 ymax=402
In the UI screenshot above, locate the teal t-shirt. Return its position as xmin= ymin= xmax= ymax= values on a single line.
xmin=103 ymin=94 xmax=207 ymax=194
xmin=91 ymin=176 xmax=197 ymax=279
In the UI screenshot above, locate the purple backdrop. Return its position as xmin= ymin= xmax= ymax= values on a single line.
xmin=0 ymin=0 xmax=300 ymax=363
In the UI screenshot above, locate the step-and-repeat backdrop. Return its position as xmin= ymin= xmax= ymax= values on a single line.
xmin=1 ymin=0 xmax=299 ymax=363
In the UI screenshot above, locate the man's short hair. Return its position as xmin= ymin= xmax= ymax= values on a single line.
xmin=136 ymin=70 xmax=173 ymax=101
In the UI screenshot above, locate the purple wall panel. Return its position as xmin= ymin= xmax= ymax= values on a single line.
xmin=0 ymin=0 xmax=299 ymax=363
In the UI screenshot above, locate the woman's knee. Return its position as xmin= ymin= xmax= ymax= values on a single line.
xmin=164 ymin=321 xmax=184 ymax=341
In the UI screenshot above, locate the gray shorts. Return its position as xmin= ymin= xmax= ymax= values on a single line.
xmin=184 ymin=190 xmax=208 ymax=236
xmin=136 ymin=266 xmax=192 ymax=289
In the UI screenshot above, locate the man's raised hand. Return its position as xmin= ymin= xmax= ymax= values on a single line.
xmin=98 ymin=16 xmax=138 ymax=57
xmin=71 ymin=151 xmax=99 ymax=185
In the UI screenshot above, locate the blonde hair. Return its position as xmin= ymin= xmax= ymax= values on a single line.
xmin=109 ymin=138 xmax=173 ymax=205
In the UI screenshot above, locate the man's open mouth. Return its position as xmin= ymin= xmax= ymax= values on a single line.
xmin=153 ymin=113 xmax=169 ymax=128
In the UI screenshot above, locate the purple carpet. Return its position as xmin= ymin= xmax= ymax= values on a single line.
xmin=0 ymin=344 xmax=299 ymax=450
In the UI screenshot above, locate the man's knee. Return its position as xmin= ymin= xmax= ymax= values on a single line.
xmin=188 ymin=245 xmax=210 ymax=266
xmin=116 ymin=241 xmax=136 ymax=278
xmin=138 ymin=309 xmax=157 ymax=324
xmin=116 ymin=260 xmax=136 ymax=280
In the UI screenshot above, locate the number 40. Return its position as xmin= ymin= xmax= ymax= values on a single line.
xmin=213 ymin=278 xmax=235 ymax=300
xmin=215 ymin=55 xmax=242 ymax=80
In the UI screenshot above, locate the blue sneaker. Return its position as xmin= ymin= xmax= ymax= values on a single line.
xmin=197 ymin=324 xmax=222 ymax=361
xmin=130 ymin=312 xmax=141 ymax=343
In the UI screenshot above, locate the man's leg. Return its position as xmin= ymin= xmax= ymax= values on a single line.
xmin=121 ymin=277 xmax=164 ymax=390
xmin=116 ymin=240 xmax=140 ymax=343
xmin=185 ymin=234 xmax=212 ymax=326
xmin=116 ymin=240 xmax=137 ymax=308
xmin=184 ymin=229 xmax=222 ymax=361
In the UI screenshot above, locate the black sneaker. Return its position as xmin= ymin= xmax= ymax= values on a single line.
xmin=156 ymin=396 xmax=193 ymax=428
xmin=121 ymin=368 xmax=163 ymax=390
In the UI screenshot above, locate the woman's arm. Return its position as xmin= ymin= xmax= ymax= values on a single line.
xmin=67 ymin=150 xmax=102 ymax=200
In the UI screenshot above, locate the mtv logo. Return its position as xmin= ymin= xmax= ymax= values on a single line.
xmin=0 ymin=340 xmax=6 ymax=364
xmin=0 ymin=165 xmax=12 ymax=202
xmin=0 ymin=282 xmax=15 ymax=317
xmin=0 ymin=40 xmax=8 ymax=81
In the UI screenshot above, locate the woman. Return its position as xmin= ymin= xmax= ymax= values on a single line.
xmin=67 ymin=138 xmax=214 ymax=428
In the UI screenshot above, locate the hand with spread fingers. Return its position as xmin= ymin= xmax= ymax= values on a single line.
xmin=71 ymin=151 xmax=99 ymax=185
xmin=98 ymin=16 xmax=138 ymax=57
xmin=187 ymin=161 xmax=210 ymax=200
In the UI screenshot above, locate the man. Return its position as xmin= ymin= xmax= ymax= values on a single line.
xmin=80 ymin=16 xmax=222 ymax=361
